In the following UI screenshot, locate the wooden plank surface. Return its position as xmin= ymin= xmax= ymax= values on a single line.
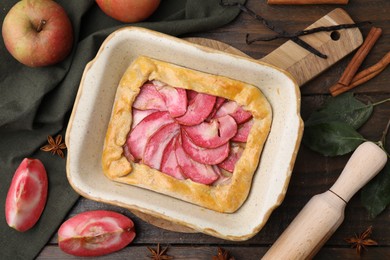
xmin=37 ymin=0 xmax=390 ymax=258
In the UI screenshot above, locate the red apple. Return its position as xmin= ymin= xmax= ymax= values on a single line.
xmin=58 ymin=210 xmax=136 ymax=257
xmin=5 ymin=158 xmax=48 ymax=232
xmin=2 ymin=0 xmax=74 ymax=67
xmin=96 ymin=0 xmax=161 ymax=23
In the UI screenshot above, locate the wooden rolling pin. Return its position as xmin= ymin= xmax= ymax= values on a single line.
xmin=262 ymin=142 xmax=387 ymax=259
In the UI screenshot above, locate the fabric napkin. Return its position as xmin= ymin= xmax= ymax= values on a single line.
xmin=0 ymin=0 xmax=245 ymax=259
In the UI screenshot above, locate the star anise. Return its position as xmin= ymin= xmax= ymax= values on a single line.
xmin=345 ymin=226 xmax=378 ymax=255
xmin=147 ymin=243 xmax=173 ymax=260
xmin=40 ymin=135 xmax=67 ymax=158
xmin=212 ymin=247 xmax=235 ymax=260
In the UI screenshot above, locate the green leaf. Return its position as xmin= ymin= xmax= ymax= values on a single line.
xmin=303 ymin=122 xmax=365 ymax=156
xmin=361 ymin=162 xmax=390 ymax=218
xmin=305 ymin=93 xmax=373 ymax=129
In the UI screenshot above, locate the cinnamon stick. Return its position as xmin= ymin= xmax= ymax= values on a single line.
xmin=329 ymin=27 xmax=382 ymax=95
xmin=267 ymin=0 xmax=348 ymax=4
xmin=330 ymin=51 xmax=390 ymax=96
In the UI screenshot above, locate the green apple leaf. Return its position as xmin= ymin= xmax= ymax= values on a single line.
xmin=303 ymin=122 xmax=365 ymax=156
xmin=305 ymin=93 xmax=373 ymax=129
xmin=361 ymin=162 xmax=390 ymax=219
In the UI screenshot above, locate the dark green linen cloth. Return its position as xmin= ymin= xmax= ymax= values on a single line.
xmin=0 ymin=0 xmax=245 ymax=259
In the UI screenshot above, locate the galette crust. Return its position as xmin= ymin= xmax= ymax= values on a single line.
xmin=102 ymin=56 xmax=272 ymax=213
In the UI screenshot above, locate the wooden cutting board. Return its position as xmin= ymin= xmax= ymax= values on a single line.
xmin=130 ymin=8 xmax=363 ymax=233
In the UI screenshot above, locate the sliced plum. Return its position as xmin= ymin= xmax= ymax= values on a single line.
xmin=175 ymin=93 xmax=216 ymax=126
xmin=126 ymin=111 xmax=174 ymax=160
xmin=183 ymin=114 xmax=237 ymax=148
xmin=181 ymin=130 xmax=229 ymax=165
xmin=143 ymin=122 xmax=180 ymax=170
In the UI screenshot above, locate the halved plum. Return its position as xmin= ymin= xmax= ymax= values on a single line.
xmin=126 ymin=111 xmax=174 ymax=160
xmin=214 ymin=100 xmax=252 ymax=124
xmin=175 ymin=93 xmax=216 ymax=126
xmin=132 ymin=83 xmax=167 ymax=111
xmin=181 ymin=130 xmax=229 ymax=165
xmin=218 ymin=144 xmax=244 ymax=172
xmin=155 ymin=83 xmax=187 ymax=118
xmin=183 ymin=115 xmax=237 ymax=148
xmin=161 ymin=135 xmax=186 ymax=180
xmin=175 ymin=137 xmax=219 ymax=185
xmin=143 ymin=122 xmax=180 ymax=170
xmin=58 ymin=210 xmax=135 ymax=257
xmin=232 ymin=119 xmax=254 ymax=142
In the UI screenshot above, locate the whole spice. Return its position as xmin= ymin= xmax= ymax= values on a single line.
xmin=212 ymin=247 xmax=235 ymax=260
xmin=246 ymin=21 xmax=370 ymax=42
xmin=345 ymin=226 xmax=378 ymax=255
xmin=147 ymin=244 xmax=173 ymax=260
xmin=220 ymin=0 xmax=326 ymax=58
xmin=329 ymin=27 xmax=383 ymax=95
xmin=40 ymin=134 xmax=67 ymax=158
xmin=330 ymin=51 xmax=390 ymax=96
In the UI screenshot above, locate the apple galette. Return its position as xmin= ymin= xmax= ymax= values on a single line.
xmin=102 ymin=56 xmax=272 ymax=213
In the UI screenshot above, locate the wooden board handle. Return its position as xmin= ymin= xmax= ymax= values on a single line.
xmin=261 ymin=8 xmax=363 ymax=86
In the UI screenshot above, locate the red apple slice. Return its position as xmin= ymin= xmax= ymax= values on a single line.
xmin=58 ymin=210 xmax=135 ymax=257
xmin=155 ymin=83 xmax=187 ymax=118
xmin=186 ymin=89 xmax=198 ymax=102
xmin=212 ymin=166 xmax=233 ymax=186
xmin=143 ymin=122 xmax=180 ymax=170
xmin=206 ymin=97 xmax=226 ymax=121
xmin=232 ymin=119 xmax=254 ymax=142
xmin=214 ymin=100 xmax=252 ymax=124
xmin=131 ymin=109 xmax=157 ymax=129
xmin=175 ymin=138 xmax=218 ymax=185
xmin=5 ymin=158 xmax=48 ymax=232
xmin=126 ymin=111 xmax=174 ymax=160
xmin=183 ymin=115 xmax=237 ymax=148
xmin=132 ymin=83 xmax=167 ymax=111
xmin=161 ymin=135 xmax=186 ymax=180
xmin=181 ymin=130 xmax=229 ymax=165
xmin=175 ymin=93 xmax=216 ymax=126
xmin=218 ymin=144 xmax=244 ymax=172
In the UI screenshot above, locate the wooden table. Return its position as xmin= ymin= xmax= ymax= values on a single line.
xmin=38 ymin=0 xmax=390 ymax=259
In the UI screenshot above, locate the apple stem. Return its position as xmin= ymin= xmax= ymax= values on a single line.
xmin=36 ymin=20 xmax=47 ymax=32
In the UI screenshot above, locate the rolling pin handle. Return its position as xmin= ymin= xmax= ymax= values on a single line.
xmin=262 ymin=142 xmax=387 ymax=259
xmin=329 ymin=141 xmax=387 ymax=203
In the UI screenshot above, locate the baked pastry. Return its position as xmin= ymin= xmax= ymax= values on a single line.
xmin=102 ymin=56 xmax=272 ymax=213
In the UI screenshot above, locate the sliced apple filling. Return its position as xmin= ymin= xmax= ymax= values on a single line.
xmin=102 ymin=56 xmax=272 ymax=213
xmin=124 ymin=80 xmax=252 ymax=186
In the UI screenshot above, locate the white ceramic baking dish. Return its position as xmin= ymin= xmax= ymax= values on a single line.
xmin=65 ymin=27 xmax=303 ymax=241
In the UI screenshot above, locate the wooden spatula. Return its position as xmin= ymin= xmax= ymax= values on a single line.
xmin=262 ymin=142 xmax=387 ymax=259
